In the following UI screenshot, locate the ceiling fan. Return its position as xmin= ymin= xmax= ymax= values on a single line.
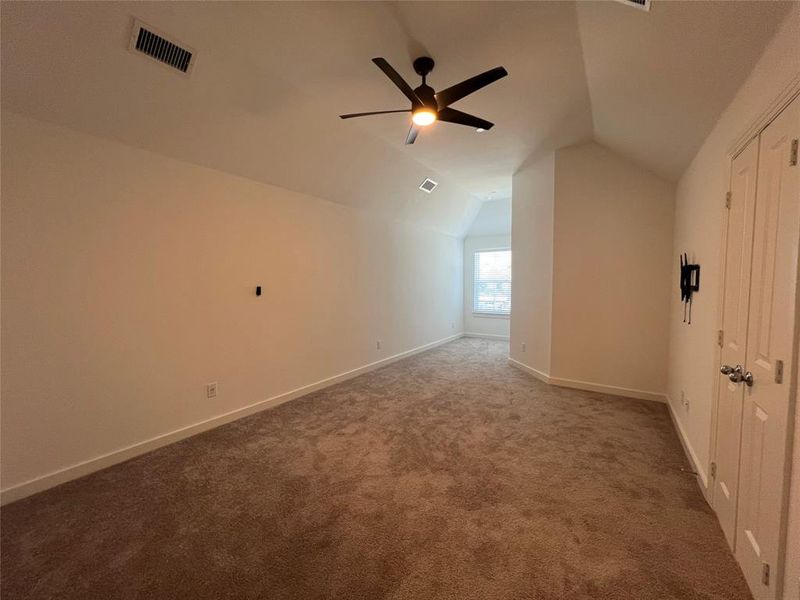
xmin=340 ymin=57 xmax=508 ymax=145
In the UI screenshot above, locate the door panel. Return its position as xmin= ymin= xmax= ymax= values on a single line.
xmin=736 ymin=94 xmax=800 ymax=600
xmin=713 ymin=136 xmax=759 ymax=548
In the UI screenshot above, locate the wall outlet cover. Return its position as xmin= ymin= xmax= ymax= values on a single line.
xmin=207 ymin=382 xmax=218 ymax=399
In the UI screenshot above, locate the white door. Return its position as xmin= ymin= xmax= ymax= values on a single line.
xmin=713 ymin=136 xmax=759 ymax=548
xmin=735 ymin=94 xmax=800 ymax=600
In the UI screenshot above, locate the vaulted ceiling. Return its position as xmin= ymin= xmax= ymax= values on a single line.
xmin=1 ymin=1 xmax=791 ymax=236
xmin=576 ymin=0 xmax=792 ymax=181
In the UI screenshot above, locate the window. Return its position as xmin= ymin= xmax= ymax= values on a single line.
xmin=473 ymin=249 xmax=511 ymax=315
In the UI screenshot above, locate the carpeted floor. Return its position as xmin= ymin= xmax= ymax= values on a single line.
xmin=1 ymin=338 xmax=751 ymax=600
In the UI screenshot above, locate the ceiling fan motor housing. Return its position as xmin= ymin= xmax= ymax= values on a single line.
xmin=414 ymin=84 xmax=437 ymax=110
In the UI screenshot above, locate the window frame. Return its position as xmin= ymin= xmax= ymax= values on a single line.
xmin=472 ymin=247 xmax=511 ymax=318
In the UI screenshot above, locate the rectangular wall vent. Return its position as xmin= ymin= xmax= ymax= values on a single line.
xmin=129 ymin=19 xmax=195 ymax=75
xmin=613 ymin=0 xmax=651 ymax=11
xmin=419 ymin=178 xmax=438 ymax=193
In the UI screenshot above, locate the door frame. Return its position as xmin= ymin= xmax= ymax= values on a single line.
xmin=708 ymin=84 xmax=800 ymax=600
xmin=708 ymin=82 xmax=800 ymax=510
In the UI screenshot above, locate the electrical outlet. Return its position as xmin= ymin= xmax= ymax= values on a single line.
xmin=207 ymin=382 xmax=218 ymax=399
xmin=376 ymin=340 xmax=381 ymax=351
xmin=681 ymin=390 xmax=690 ymax=411
xmin=522 ymin=342 xmax=526 ymax=353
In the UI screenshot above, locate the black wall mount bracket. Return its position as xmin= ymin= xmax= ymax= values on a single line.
xmin=679 ymin=253 xmax=700 ymax=324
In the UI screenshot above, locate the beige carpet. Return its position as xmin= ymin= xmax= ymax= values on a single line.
xmin=1 ymin=338 xmax=751 ymax=600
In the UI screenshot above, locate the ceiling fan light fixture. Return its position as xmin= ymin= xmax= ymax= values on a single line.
xmin=412 ymin=108 xmax=437 ymax=127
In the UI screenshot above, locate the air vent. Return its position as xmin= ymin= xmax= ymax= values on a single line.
xmin=614 ymin=0 xmax=651 ymax=11
xmin=129 ymin=19 xmax=195 ymax=75
xmin=419 ymin=178 xmax=438 ymax=193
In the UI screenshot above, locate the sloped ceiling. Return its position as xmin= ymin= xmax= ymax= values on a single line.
xmin=1 ymin=2 xmax=792 ymax=236
xmin=576 ymin=0 xmax=792 ymax=181
xmin=466 ymin=198 xmax=512 ymax=238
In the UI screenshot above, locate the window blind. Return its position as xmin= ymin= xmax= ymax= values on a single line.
xmin=473 ymin=249 xmax=511 ymax=315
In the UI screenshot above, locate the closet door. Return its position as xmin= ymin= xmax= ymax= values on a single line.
xmin=735 ymin=94 xmax=799 ymax=600
xmin=713 ymin=136 xmax=759 ymax=548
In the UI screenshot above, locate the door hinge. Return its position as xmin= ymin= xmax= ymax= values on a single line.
xmin=725 ymin=191 xmax=731 ymax=209
xmin=717 ymin=329 xmax=724 ymax=347
xmin=761 ymin=562 xmax=770 ymax=586
xmin=710 ymin=462 xmax=717 ymax=478
xmin=775 ymin=359 xmax=784 ymax=384
xmin=790 ymin=139 xmax=798 ymax=166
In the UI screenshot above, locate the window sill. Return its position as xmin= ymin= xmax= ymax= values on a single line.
xmin=472 ymin=312 xmax=510 ymax=319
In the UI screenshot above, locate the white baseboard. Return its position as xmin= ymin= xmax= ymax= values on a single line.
xmin=666 ymin=397 xmax=709 ymax=493
xmin=507 ymin=359 xmax=666 ymax=403
xmin=464 ymin=332 xmax=510 ymax=341
xmin=507 ymin=358 xmax=552 ymax=383
xmin=548 ymin=376 xmax=667 ymax=404
xmin=0 ymin=333 xmax=464 ymax=506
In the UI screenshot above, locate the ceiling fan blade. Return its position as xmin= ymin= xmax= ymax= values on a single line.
xmin=435 ymin=66 xmax=508 ymax=108
xmin=405 ymin=125 xmax=420 ymax=145
xmin=339 ymin=109 xmax=410 ymax=119
xmin=437 ymin=107 xmax=494 ymax=131
xmin=372 ymin=57 xmax=422 ymax=107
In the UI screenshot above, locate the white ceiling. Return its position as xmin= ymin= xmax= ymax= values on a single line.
xmin=1 ymin=2 xmax=791 ymax=236
xmin=576 ymin=0 xmax=791 ymax=181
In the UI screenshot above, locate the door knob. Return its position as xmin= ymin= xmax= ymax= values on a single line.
xmin=724 ymin=364 xmax=754 ymax=386
xmin=727 ymin=365 xmax=744 ymax=382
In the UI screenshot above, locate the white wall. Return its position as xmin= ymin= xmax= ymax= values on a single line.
xmin=510 ymin=153 xmax=554 ymax=375
xmin=465 ymin=198 xmax=511 ymax=238
xmin=463 ymin=235 xmax=511 ymax=340
xmin=0 ymin=112 xmax=464 ymax=500
xmin=551 ymin=142 xmax=674 ymax=396
xmin=510 ymin=143 xmax=673 ymax=400
xmin=664 ymin=5 xmax=800 ymax=594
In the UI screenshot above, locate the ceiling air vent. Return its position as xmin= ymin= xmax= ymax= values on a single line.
xmin=129 ymin=19 xmax=196 ymax=75
xmin=419 ymin=178 xmax=438 ymax=193
xmin=614 ymin=0 xmax=651 ymax=11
